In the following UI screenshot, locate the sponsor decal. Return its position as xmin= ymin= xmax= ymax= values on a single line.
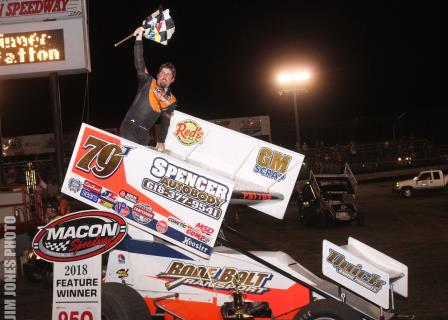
xmin=143 ymin=157 xmax=229 ymax=219
xmin=132 ymin=203 xmax=154 ymax=225
xmin=32 ymin=211 xmax=127 ymax=262
xmin=80 ymin=188 xmax=99 ymax=203
xmin=243 ymin=192 xmax=272 ymax=200
xmin=195 ymin=222 xmax=214 ymax=235
xmin=158 ymin=261 xmax=272 ymax=294
xmin=118 ymin=253 xmax=126 ymax=264
xmin=116 ymin=268 xmax=129 ymax=284
xmin=68 ymin=177 xmax=82 ymax=193
xmin=83 ymin=180 xmax=102 ymax=194
xmin=186 ymin=227 xmax=211 ymax=243
xmin=113 ymin=202 xmax=130 ymax=217
xmin=156 ymin=220 xmax=168 ymax=234
xmin=174 ymin=119 xmax=203 ymax=146
xmin=168 ymin=217 xmax=188 ymax=230
xmin=75 ymin=135 xmax=132 ymax=179
xmin=181 ymin=236 xmax=210 ymax=254
xmin=99 ymin=190 xmax=118 ymax=209
xmin=100 ymin=190 xmax=118 ymax=203
xmin=253 ymin=147 xmax=291 ymax=181
xmin=99 ymin=199 xmax=113 ymax=208
xmin=326 ymin=249 xmax=386 ymax=293
xmin=119 ymin=190 xmax=138 ymax=204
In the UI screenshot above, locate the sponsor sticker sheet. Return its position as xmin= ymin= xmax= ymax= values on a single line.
xmin=62 ymin=124 xmax=234 ymax=259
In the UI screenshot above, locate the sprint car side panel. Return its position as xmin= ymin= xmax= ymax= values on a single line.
xmin=106 ymin=238 xmax=311 ymax=318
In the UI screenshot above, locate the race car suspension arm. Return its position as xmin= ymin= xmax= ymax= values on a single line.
xmin=152 ymin=293 xmax=187 ymax=320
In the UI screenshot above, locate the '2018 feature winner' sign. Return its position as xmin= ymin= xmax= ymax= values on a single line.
xmin=62 ymin=124 xmax=234 ymax=259
xmin=53 ymin=256 xmax=102 ymax=320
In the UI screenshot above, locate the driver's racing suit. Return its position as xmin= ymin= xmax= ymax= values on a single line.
xmin=120 ymin=40 xmax=177 ymax=145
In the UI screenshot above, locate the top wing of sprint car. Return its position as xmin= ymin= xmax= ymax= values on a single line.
xmin=61 ymin=112 xmax=410 ymax=319
xmin=61 ymin=112 xmax=303 ymax=258
xmin=163 ymin=111 xmax=304 ymax=219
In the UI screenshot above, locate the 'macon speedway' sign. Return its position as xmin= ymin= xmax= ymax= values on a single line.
xmin=32 ymin=210 xmax=127 ymax=262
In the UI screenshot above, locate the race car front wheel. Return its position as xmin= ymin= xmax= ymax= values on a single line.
xmin=102 ymin=282 xmax=152 ymax=320
xmin=293 ymin=299 xmax=361 ymax=320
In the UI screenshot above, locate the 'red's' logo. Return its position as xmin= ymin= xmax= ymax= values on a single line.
xmin=174 ymin=119 xmax=203 ymax=146
xmin=32 ymin=210 xmax=127 ymax=262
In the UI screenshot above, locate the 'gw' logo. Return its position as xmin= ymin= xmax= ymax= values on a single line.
xmin=76 ymin=135 xmax=132 ymax=179
xmin=254 ymin=147 xmax=291 ymax=181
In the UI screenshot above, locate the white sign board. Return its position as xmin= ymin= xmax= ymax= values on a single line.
xmin=0 ymin=0 xmax=90 ymax=79
xmin=53 ymin=255 xmax=101 ymax=320
xmin=0 ymin=0 xmax=83 ymax=24
xmin=211 ymin=115 xmax=271 ymax=140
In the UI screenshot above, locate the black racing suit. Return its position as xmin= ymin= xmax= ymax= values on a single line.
xmin=120 ymin=40 xmax=177 ymax=145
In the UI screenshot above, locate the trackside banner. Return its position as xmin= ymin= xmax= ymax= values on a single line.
xmin=61 ymin=124 xmax=234 ymax=259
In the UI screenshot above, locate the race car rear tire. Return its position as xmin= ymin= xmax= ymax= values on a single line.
xmin=102 ymin=282 xmax=152 ymax=320
xmin=293 ymin=299 xmax=361 ymax=320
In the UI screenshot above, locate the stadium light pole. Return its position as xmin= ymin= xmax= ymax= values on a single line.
xmin=277 ymin=70 xmax=311 ymax=151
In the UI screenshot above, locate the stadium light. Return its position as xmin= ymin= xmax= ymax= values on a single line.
xmin=277 ymin=69 xmax=312 ymax=150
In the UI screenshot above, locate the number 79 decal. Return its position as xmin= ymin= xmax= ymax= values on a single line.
xmin=75 ymin=135 xmax=133 ymax=179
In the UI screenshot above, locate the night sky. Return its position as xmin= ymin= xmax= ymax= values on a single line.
xmin=1 ymin=1 xmax=447 ymax=147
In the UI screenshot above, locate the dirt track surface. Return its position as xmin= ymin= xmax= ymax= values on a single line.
xmin=10 ymin=181 xmax=448 ymax=319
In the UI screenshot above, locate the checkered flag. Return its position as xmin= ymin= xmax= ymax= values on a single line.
xmin=114 ymin=7 xmax=175 ymax=47
xmin=44 ymin=240 xmax=70 ymax=252
xmin=142 ymin=8 xmax=175 ymax=45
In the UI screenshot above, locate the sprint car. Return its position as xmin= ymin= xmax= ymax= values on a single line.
xmin=102 ymin=224 xmax=410 ymax=320
xmin=60 ymin=113 xmax=412 ymax=320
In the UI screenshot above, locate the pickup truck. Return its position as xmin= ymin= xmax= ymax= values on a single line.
xmin=393 ymin=169 xmax=448 ymax=197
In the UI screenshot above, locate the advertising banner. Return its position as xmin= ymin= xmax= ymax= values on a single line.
xmin=61 ymin=124 xmax=234 ymax=259
xmin=0 ymin=0 xmax=84 ymax=24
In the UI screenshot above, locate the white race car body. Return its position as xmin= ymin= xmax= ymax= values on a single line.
xmin=62 ymin=112 xmax=409 ymax=319
xmin=104 ymin=225 xmax=405 ymax=320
